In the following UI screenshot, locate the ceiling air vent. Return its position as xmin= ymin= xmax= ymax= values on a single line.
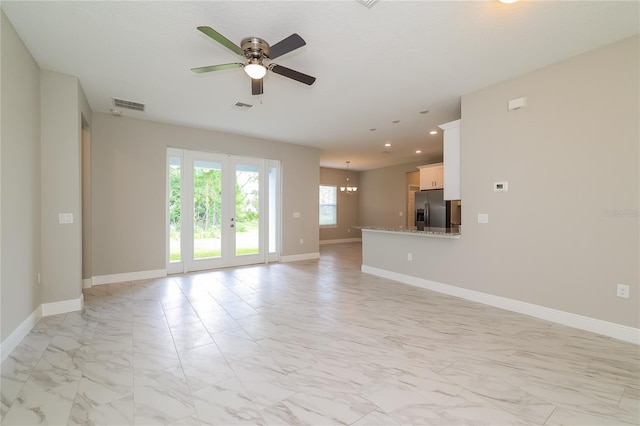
xmin=232 ymin=101 xmax=254 ymax=112
xmin=112 ymin=98 xmax=145 ymax=112
xmin=356 ymin=0 xmax=379 ymax=8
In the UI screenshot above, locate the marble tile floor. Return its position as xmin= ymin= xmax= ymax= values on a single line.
xmin=1 ymin=242 xmax=638 ymax=425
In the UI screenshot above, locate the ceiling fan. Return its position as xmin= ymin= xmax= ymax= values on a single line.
xmin=191 ymin=26 xmax=316 ymax=95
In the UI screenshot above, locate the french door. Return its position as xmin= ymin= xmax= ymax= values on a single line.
xmin=167 ymin=148 xmax=280 ymax=274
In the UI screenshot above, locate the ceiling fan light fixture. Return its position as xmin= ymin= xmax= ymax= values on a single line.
xmin=244 ymin=62 xmax=267 ymax=79
xmin=192 ymin=27 xmax=315 ymax=95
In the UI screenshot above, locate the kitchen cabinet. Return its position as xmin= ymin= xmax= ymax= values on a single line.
xmin=439 ymin=119 xmax=461 ymax=200
xmin=418 ymin=163 xmax=444 ymax=190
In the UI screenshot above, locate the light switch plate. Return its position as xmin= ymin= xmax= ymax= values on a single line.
xmin=478 ymin=213 xmax=489 ymax=224
xmin=58 ymin=213 xmax=73 ymax=224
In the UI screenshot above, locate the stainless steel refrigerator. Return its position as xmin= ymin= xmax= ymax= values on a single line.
xmin=414 ymin=189 xmax=450 ymax=230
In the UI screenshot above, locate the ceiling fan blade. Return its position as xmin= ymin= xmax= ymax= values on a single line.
xmin=197 ymin=26 xmax=244 ymax=56
xmin=270 ymin=65 xmax=316 ymax=86
xmin=251 ymin=78 xmax=264 ymax=95
xmin=267 ymin=33 xmax=306 ymax=59
xmin=191 ymin=63 xmax=244 ymax=73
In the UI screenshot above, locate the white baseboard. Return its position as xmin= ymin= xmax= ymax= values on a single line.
xmin=280 ymin=252 xmax=320 ymax=263
xmin=1 ymin=294 xmax=86 ymax=363
xmin=320 ymin=238 xmax=362 ymax=245
xmin=0 ymin=306 xmax=42 ymax=363
xmin=82 ymin=278 xmax=92 ymax=289
xmin=90 ymin=269 xmax=167 ymax=287
xmin=41 ymin=294 xmax=84 ymax=317
xmin=362 ymin=265 xmax=640 ymax=345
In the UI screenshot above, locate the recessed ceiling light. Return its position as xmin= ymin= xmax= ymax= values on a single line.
xmin=498 ymin=0 xmax=519 ymax=3
xmin=419 ymin=110 xmax=429 ymax=115
xmin=392 ymin=120 xmax=400 ymax=124
xmin=416 ymin=150 xmax=422 ymax=154
xmin=384 ymin=143 xmax=391 ymax=147
xmin=430 ymin=130 xmax=438 ymax=135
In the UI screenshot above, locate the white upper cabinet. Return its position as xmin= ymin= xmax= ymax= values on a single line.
xmin=417 ymin=163 xmax=444 ymax=190
xmin=439 ymin=119 xmax=461 ymax=200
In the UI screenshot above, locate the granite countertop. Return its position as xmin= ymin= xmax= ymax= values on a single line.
xmin=356 ymin=226 xmax=461 ymax=239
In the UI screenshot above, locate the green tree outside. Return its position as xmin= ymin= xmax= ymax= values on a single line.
xmin=169 ymin=164 xmax=260 ymax=260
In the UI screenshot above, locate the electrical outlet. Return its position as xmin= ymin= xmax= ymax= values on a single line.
xmin=407 ymin=253 xmax=412 ymax=261
xmin=617 ymin=284 xmax=629 ymax=299
xmin=299 ymin=238 xmax=304 ymax=244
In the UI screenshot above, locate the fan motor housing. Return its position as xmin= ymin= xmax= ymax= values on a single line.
xmin=241 ymin=37 xmax=270 ymax=59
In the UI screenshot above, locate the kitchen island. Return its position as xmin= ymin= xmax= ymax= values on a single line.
xmin=359 ymin=226 xmax=463 ymax=306
xmin=358 ymin=226 xmax=460 ymax=239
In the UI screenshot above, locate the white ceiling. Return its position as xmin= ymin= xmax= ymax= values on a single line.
xmin=3 ymin=1 xmax=638 ymax=171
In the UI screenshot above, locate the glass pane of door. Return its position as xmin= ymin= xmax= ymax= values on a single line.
xmin=168 ymin=156 xmax=181 ymax=263
xmin=235 ymin=163 xmax=260 ymax=256
xmin=193 ymin=159 xmax=222 ymax=260
xmin=268 ymin=166 xmax=277 ymax=254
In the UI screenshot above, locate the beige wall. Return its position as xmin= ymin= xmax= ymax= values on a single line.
xmin=364 ymin=35 xmax=639 ymax=328
xmin=40 ymin=71 xmax=88 ymax=304
xmin=358 ymin=158 xmax=441 ymax=230
xmin=82 ymin=127 xmax=92 ymax=280
xmin=319 ymin=167 xmax=360 ymax=240
xmin=0 ymin=11 xmax=42 ymax=339
xmin=90 ymin=114 xmax=320 ymax=276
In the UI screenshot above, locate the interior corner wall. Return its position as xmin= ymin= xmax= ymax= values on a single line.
xmin=458 ymin=34 xmax=639 ymax=328
xmin=79 ymin=81 xmax=92 ymax=281
xmin=40 ymin=70 xmax=84 ymax=304
xmin=364 ymin=35 xmax=639 ymax=329
xmin=358 ymin=158 xmax=441 ymax=230
xmin=81 ymin=127 xmax=92 ymax=280
xmin=319 ymin=167 xmax=361 ymax=240
xmin=0 ymin=10 xmax=42 ymax=341
xmin=90 ymin=113 xmax=320 ymax=277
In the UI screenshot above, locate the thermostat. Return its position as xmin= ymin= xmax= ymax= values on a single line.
xmin=494 ymin=182 xmax=508 ymax=192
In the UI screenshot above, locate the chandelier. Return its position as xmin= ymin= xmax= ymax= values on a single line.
xmin=340 ymin=161 xmax=358 ymax=194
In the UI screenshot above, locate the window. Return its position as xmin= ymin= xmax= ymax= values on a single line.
xmin=319 ymin=185 xmax=337 ymax=226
